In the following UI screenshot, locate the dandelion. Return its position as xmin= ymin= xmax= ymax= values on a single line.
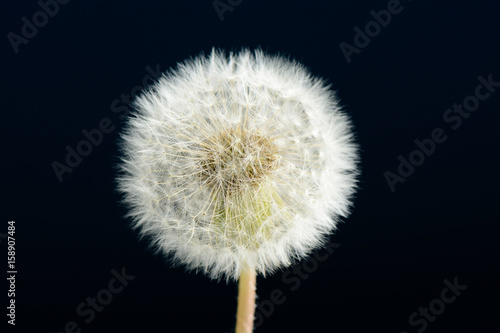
xmin=117 ymin=49 xmax=359 ymax=332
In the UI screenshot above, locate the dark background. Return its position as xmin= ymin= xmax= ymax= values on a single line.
xmin=2 ymin=0 xmax=500 ymax=332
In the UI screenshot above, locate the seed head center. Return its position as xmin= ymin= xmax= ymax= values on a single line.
xmin=200 ymin=128 xmax=279 ymax=193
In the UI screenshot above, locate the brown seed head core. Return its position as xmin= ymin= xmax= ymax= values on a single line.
xmin=199 ymin=127 xmax=280 ymax=195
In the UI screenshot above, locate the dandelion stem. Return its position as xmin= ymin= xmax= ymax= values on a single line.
xmin=235 ymin=267 xmax=256 ymax=333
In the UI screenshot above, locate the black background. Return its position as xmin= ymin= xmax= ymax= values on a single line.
xmin=2 ymin=0 xmax=500 ymax=332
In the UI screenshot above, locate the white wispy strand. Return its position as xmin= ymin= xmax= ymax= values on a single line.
xmin=117 ymin=49 xmax=359 ymax=281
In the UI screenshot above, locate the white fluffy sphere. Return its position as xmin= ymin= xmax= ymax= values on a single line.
xmin=117 ymin=49 xmax=359 ymax=281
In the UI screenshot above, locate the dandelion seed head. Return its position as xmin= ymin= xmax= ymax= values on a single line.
xmin=117 ymin=49 xmax=359 ymax=281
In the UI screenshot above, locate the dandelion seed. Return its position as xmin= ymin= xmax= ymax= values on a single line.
xmin=117 ymin=49 xmax=359 ymax=333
